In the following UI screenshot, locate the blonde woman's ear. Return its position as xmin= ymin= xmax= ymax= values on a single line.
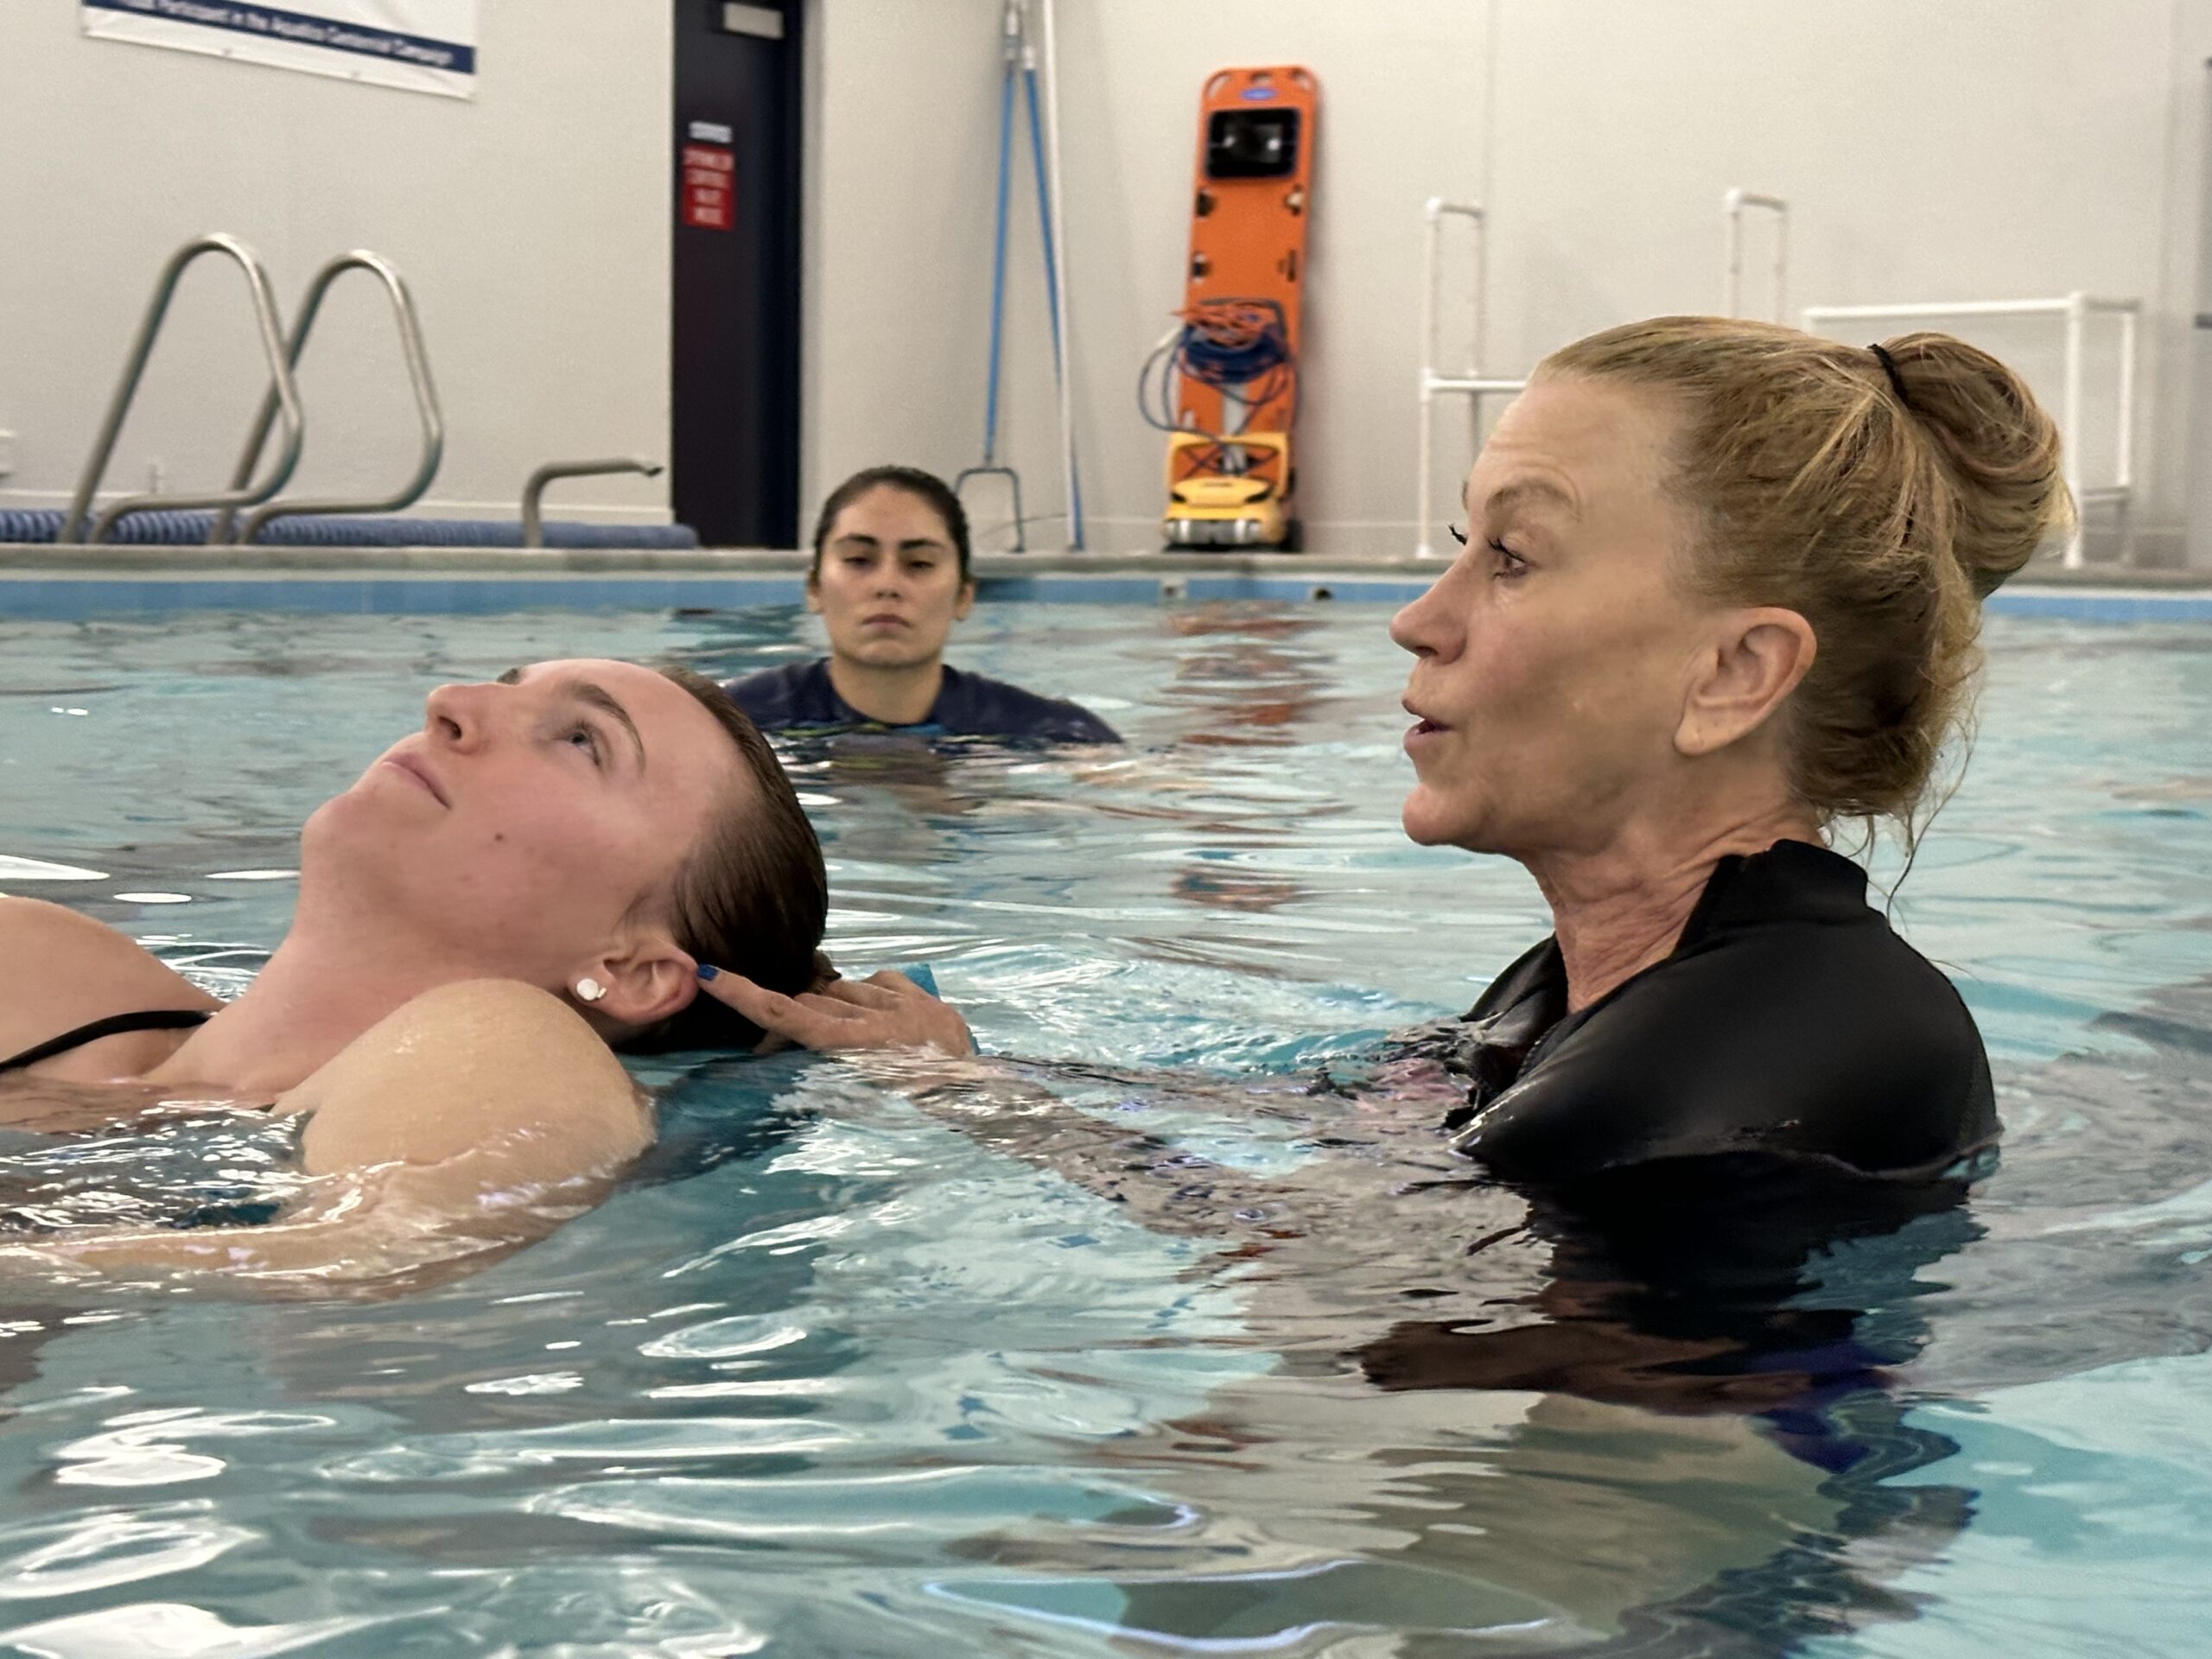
xmin=1675 ymin=609 xmax=1816 ymax=759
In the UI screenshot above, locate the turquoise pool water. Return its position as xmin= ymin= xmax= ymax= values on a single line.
xmin=0 ymin=602 xmax=2207 ymax=1656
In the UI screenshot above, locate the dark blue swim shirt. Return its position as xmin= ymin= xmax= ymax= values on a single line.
xmin=1363 ymin=839 xmax=1996 ymax=1466
xmin=721 ymin=659 xmax=1120 ymax=744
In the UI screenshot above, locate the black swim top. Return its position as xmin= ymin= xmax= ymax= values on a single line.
xmin=723 ymin=659 xmax=1121 ymax=744
xmin=0 ymin=1008 xmax=213 ymax=1076
xmin=1442 ymin=840 xmax=1996 ymax=1185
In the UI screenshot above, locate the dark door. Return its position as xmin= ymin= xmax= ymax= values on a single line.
xmin=671 ymin=0 xmax=803 ymax=547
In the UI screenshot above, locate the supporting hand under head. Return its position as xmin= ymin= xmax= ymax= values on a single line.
xmin=694 ymin=964 xmax=976 ymax=1057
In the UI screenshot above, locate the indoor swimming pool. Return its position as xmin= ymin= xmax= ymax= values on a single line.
xmin=0 ymin=598 xmax=2207 ymax=1656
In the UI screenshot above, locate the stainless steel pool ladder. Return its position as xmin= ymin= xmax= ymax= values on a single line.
xmin=62 ymin=237 xmax=444 ymax=545
xmin=60 ymin=233 xmax=303 ymax=544
xmin=215 ymin=250 xmax=445 ymax=545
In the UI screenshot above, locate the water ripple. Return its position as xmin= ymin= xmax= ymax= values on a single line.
xmin=0 ymin=1506 xmax=256 ymax=1600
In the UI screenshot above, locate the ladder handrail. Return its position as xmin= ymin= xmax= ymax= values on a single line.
xmin=1421 ymin=198 xmax=1490 ymax=383
xmin=520 ymin=458 xmax=663 ymax=548
xmin=1416 ymin=200 xmax=1521 ymax=560
xmin=63 ymin=233 xmax=305 ymax=544
xmin=218 ymin=250 xmax=445 ymax=545
xmin=1722 ymin=189 xmax=1789 ymax=321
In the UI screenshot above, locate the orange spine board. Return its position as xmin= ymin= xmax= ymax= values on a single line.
xmin=1178 ymin=64 xmax=1318 ymax=439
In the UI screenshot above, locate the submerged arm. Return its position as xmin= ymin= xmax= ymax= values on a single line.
xmin=699 ymin=969 xmax=1475 ymax=1246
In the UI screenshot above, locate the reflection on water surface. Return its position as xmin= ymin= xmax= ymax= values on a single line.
xmin=0 ymin=605 xmax=2206 ymax=1655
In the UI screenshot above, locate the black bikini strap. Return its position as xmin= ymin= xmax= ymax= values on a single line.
xmin=0 ymin=1008 xmax=213 ymax=1075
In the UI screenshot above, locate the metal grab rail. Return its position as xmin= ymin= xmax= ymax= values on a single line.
xmin=62 ymin=233 xmax=305 ymax=544
xmin=215 ymin=251 xmax=445 ymax=545
xmin=520 ymin=458 xmax=664 ymax=548
xmin=1416 ymin=199 xmax=1525 ymax=560
xmin=1801 ymin=294 xmax=2139 ymax=567
xmin=1722 ymin=189 xmax=1789 ymax=321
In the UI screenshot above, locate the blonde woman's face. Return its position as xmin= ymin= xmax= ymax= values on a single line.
xmin=1388 ymin=378 xmax=1715 ymax=858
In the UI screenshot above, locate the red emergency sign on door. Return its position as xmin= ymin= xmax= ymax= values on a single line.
xmin=681 ymin=143 xmax=734 ymax=231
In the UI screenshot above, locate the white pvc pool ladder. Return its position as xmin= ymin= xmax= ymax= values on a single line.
xmin=1418 ymin=190 xmax=1796 ymax=560
xmin=1801 ymin=294 xmax=2140 ymax=568
xmin=1722 ymin=189 xmax=1789 ymax=321
xmin=1415 ymin=199 xmax=1525 ymax=561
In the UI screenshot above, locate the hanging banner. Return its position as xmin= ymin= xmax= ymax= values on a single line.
xmin=82 ymin=0 xmax=478 ymax=100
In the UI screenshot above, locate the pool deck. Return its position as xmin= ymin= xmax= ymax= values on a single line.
xmin=2 ymin=543 xmax=2209 ymax=620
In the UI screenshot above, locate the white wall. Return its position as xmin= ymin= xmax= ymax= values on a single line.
xmin=8 ymin=4 xmax=2201 ymax=556
xmin=801 ymin=0 xmax=1012 ymax=537
xmin=806 ymin=0 xmax=2210 ymax=563
xmin=804 ymin=0 xmax=1491 ymax=556
xmin=0 ymin=3 xmax=672 ymax=526
xmin=1484 ymin=0 xmax=2185 ymax=562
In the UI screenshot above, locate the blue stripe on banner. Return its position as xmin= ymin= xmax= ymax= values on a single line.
xmin=83 ymin=0 xmax=474 ymax=75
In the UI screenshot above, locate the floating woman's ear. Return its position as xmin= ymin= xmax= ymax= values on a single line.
xmin=572 ymin=945 xmax=696 ymax=1030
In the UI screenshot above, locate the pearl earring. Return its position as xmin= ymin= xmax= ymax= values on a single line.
xmin=575 ymin=977 xmax=607 ymax=1004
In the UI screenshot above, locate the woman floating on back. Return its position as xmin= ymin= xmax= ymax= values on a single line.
xmin=0 ymin=661 xmax=826 ymax=1281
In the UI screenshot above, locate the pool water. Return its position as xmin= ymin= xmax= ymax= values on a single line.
xmin=0 ymin=601 xmax=2207 ymax=1656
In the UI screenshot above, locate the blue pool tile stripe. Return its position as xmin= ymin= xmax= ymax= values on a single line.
xmin=1982 ymin=588 xmax=2212 ymax=623
xmin=972 ymin=575 xmax=2212 ymax=613
xmin=0 ymin=567 xmax=2205 ymax=619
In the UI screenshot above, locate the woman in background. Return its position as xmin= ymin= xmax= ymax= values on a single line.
xmin=724 ymin=465 xmax=1120 ymax=743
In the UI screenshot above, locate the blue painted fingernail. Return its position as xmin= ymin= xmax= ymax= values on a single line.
xmin=696 ymin=963 xmax=720 ymax=981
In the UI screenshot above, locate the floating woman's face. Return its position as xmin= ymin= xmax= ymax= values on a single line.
xmin=1389 ymin=377 xmax=1711 ymax=861
xmin=307 ymin=659 xmax=745 ymax=982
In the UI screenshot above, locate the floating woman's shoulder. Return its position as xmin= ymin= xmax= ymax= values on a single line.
xmin=0 ymin=896 xmax=218 ymax=1078
xmin=285 ymin=979 xmax=649 ymax=1190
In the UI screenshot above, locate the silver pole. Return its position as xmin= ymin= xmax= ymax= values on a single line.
xmin=520 ymin=458 xmax=663 ymax=548
xmin=220 ymin=250 xmax=445 ymax=544
xmin=63 ymin=233 xmax=304 ymax=544
xmin=1034 ymin=0 xmax=1081 ymax=550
